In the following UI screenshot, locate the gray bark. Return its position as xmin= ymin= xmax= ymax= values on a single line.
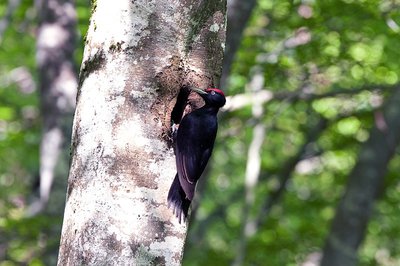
xmin=27 ymin=0 xmax=77 ymax=215
xmin=57 ymin=0 xmax=226 ymax=265
xmin=321 ymin=87 xmax=400 ymax=266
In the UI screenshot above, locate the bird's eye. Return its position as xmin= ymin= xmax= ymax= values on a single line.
xmin=211 ymin=90 xmax=216 ymax=95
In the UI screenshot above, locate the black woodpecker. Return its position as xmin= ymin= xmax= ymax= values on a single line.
xmin=168 ymin=87 xmax=226 ymax=223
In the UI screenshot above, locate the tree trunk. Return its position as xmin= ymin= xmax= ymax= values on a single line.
xmin=220 ymin=0 xmax=256 ymax=90
xmin=57 ymin=1 xmax=226 ymax=265
xmin=28 ymin=0 xmax=77 ymax=215
xmin=321 ymin=87 xmax=400 ymax=266
xmin=232 ymin=67 xmax=265 ymax=266
xmin=0 ymin=0 xmax=22 ymax=42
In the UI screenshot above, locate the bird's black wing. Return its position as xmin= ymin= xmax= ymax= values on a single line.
xmin=175 ymin=113 xmax=216 ymax=200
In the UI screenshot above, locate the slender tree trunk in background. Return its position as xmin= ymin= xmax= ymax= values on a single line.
xmin=232 ymin=67 xmax=265 ymax=266
xmin=0 ymin=0 xmax=21 ymax=42
xmin=28 ymin=0 xmax=77 ymax=215
xmin=321 ymin=87 xmax=400 ymax=266
xmin=220 ymin=0 xmax=256 ymax=90
xmin=57 ymin=1 xmax=226 ymax=265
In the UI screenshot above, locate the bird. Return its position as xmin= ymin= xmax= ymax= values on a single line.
xmin=168 ymin=87 xmax=226 ymax=223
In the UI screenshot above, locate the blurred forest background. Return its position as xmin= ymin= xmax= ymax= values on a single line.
xmin=1 ymin=0 xmax=400 ymax=265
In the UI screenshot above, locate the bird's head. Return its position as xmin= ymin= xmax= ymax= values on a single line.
xmin=192 ymin=87 xmax=226 ymax=108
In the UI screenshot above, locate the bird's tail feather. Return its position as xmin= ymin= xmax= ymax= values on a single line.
xmin=167 ymin=174 xmax=191 ymax=223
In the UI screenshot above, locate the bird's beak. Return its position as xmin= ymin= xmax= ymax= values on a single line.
xmin=191 ymin=87 xmax=207 ymax=95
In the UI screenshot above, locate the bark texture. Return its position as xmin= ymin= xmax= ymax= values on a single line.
xmin=58 ymin=1 xmax=226 ymax=265
xmin=321 ymin=87 xmax=400 ymax=266
xmin=29 ymin=0 xmax=77 ymax=215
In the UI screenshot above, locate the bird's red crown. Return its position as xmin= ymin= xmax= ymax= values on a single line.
xmin=206 ymin=88 xmax=225 ymax=96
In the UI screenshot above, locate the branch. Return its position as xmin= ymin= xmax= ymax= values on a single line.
xmin=274 ymin=84 xmax=396 ymax=101
xmin=0 ymin=67 xmax=36 ymax=94
xmin=223 ymin=84 xmax=397 ymax=112
xmin=223 ymin=90 xmax=273 ymax=111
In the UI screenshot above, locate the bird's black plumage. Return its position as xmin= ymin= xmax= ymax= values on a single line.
xmin=168 ymin=88 xmax=226 ymax=223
